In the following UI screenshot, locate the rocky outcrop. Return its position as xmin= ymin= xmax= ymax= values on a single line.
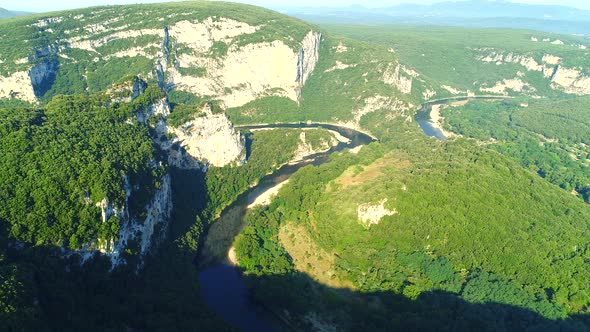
xmin=157 ymin=26 xmax=171 ymax=90
xmin=92 ymin=176 xmax=132 ymax=261
xmin=0 ymin=43 xmax=60 ymax=102
xmin=87 ymin=171 xmax=173 ymax=267
xmin=166 ymin=24 xmax=322 ymax=108
xmin=28 ymin=59 xmax=59 ymax=98
xmin=0 ymin=71 xmax=37 ymax=103
xmin=441 ymin=85 xmax=464 ymax=95
xmin=137 ymin=173 xmax=172 ymax=257
xmin=324 ymin=60 xmax=355 ymax=73
xmin=550 ymin=66 xmax=590 ymax=95
xmin=3 ymin=14 xmax=323 ymax=107
xmin=76 ymin=92 xmax=179 ymax=267
xmin=475 ymin=49 xmax=590 ymax=95
xmin=170 ymin=103 xmax=246 ymax=167
xmin=136 ymin=98 xmax=170 ymax=126
xmin=291 ymin=130 xmax=339 ymax=163
xmin=422 ymin=89 xmax=437 ymax=100
xmin=353 ymin=95 xmax=409 ymax=123
xmin=105 ymin=173 xmax=172 ymax=266
xmin=296 ymin=31 xmax=322 ymax=89
xmin=382 ymin=63 xmax=414 ymax=94
xmin=480 ymin=78 xmax=532 ymax=95
xmin=357 ymin=199 xmax=397 ymax=229
xmin=107 ymin=77 xmax=147 ymax=103
xmin=28 ymin=43 xmax=60 ymax=98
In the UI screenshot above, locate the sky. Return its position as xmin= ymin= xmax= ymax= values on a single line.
xmin=4 ymin=0 xmax=590 ymax=13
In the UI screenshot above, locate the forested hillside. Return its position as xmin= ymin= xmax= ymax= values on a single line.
xmin=1 ymin=2 xmax=590 ymax=331
xmin=439 ymin=98 xmax=590 ymax=202
xmin=323 ymin=25 xmax=590 ymax=99
xmin=235 ymin=115 xmax=590 ymax=331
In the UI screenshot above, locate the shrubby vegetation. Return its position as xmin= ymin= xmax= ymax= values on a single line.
xmin=1 ymin=4 xmax=590 ymax=331
xmin=235 ymin=115 xmax=590 ymax=329
xmin=204 ymin=128 xmax=326 ymax=219
xmin=0 ymin=89 xmax=167 ymax=249
xmin=441 ymin=98 xmax=590 ymax=202
xmin=0 ymin=85 xmax=239 ymax=331
xmin=0 ymin=1 xmax=313 ymax=105
xmin=323 ymin=24 xmax=590 ymax=97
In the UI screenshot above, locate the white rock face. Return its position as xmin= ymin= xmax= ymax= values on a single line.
xmin=0 ymin=71 xmax=37 ymax=102
xmin=291 ymin=130 xmax=339 ymax=162
xmin=296 ymin=31 xmax=322 ymax=88
xmin=107 ymin=77 xmax=147 ymax=103
xmin=136 ymin=98 xmax=170 ymax=125
xmin=382 ymin=63 xmax=413 ymax=94
xmin=422 ymin=89 xmax=437 ymax=100
xmin=441 ymin=85 xmax=463 ymax=95
xmin=3 ymin=16 xmax=322 ymax=106
xmin=170 ymin=18 xmax=260 ymax=53
xmin=0 ymin=41 xmax=59 ymax=102
xmin=171 ymin=104 xmax=246 ymax=167
xmin=542 ymin=55 xmax=561 ymax=65
xmin=91 ymin=176 xmax=132 ymax=259
xmin=324 ymin=60 xmax=355 ymax=73
xmin=475 ymin=49 xmax=590 ymax=95
xmin=166 ymin=23 xmax=321 ymax=107
xmin=77 ymin=94 xmax=181 ymax=267
xmin=334 ymin=42 xmax=348 ymax=53
xmin=65 ymin=28 xmax=165 ymax=52
xmin=90 ymin=173 xmax=173 ymax=266
xmin=551 ymin=66 xmax=590 ymax=95
xmin=137 ymin=173 xmax=173 ymax=256
xmin=106 ymin=173 xmax=172 ymax=266
xmin=32 ymin=16 xmax=64 ymax=27
xmin=480 ymin=78 xmax=531 ymax=94
xmin=97 ymin=197 xmax=124 ymax=224
xmin=357 ymin=199 xmax=397 ymax=228
xmin=353 ymin=95 xmax=408 ymax=123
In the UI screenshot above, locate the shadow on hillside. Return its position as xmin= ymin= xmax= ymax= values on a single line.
xmin=201 ymin=268 xmax=590 ymax=332
xmin=169 ymin=165 xmax=208 ymax=239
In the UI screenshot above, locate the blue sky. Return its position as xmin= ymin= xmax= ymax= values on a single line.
xmin=6 ymin=0 xmax=590 ymax=13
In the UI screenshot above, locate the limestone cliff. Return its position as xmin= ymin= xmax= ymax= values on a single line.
xmin=296 ymin=31 xmax=322 ymax=95
xmin=164 ymin=21 xmax=322 ymax=108
xmin=475 ymin=49 xmax=590 ymax=95
xmin=382 ymin=63 xmax=416 ymax=94
xmin=170 ymin=103 xmax=246 ymax=167
xmin=86 ymin=92 xmax=245 ymax=266
xmin=91 ymin=173 xmax=172 ymax=266
xmin=28 ymin=43 xmax=60 ymax=98
xmin=78 ymin=89 xmax=177 ymax=266
xmin=0 ymin=6 xmax=322 ymax=106
xmin=0 ymin=42 xmax=60 ymax=102
xmin=107 ymin=77 xmax=147 ymax=103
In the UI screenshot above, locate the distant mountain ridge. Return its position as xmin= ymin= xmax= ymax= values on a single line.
xmin=0 ymin=7 xmax=32 ymax=19
xmin=275 ymin=0 xmax=590 ymax=35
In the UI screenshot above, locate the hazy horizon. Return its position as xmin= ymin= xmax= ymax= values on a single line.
xmin=5 ymin=0 xmax=590 ymax=14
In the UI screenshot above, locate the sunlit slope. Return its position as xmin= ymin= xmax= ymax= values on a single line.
xmin=323 ymin=25 xmax=590 ymax=99
xmin=235 ymin=113 xmax=590 ymax=329
xmin=0 ymin=1 xmax=317 ymax=106
xmin=438 ymin=97 xmax=590 ymax=202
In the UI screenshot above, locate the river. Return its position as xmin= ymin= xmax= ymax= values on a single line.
xmin=415 ymin=96 xmax=509 ymax=140
xmin=197 ymin=123 xmax=375 ymax=332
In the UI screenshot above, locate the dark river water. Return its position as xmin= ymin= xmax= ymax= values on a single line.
xmin=198 ymin=98 xmax=508 ymax=330
xmin=415 ymin=96 xmax=509 ymax=140
xmin=415 ymin=106 xmax=448 ymax=141
xmin=197 ymin=123 xmax=375 ymax=332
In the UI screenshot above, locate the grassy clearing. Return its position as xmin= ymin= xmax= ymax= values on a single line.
xmin=333 ymin=155 xmax=410 ymax=190
xmin=279 ymin=222 xmax=355 ymax=289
